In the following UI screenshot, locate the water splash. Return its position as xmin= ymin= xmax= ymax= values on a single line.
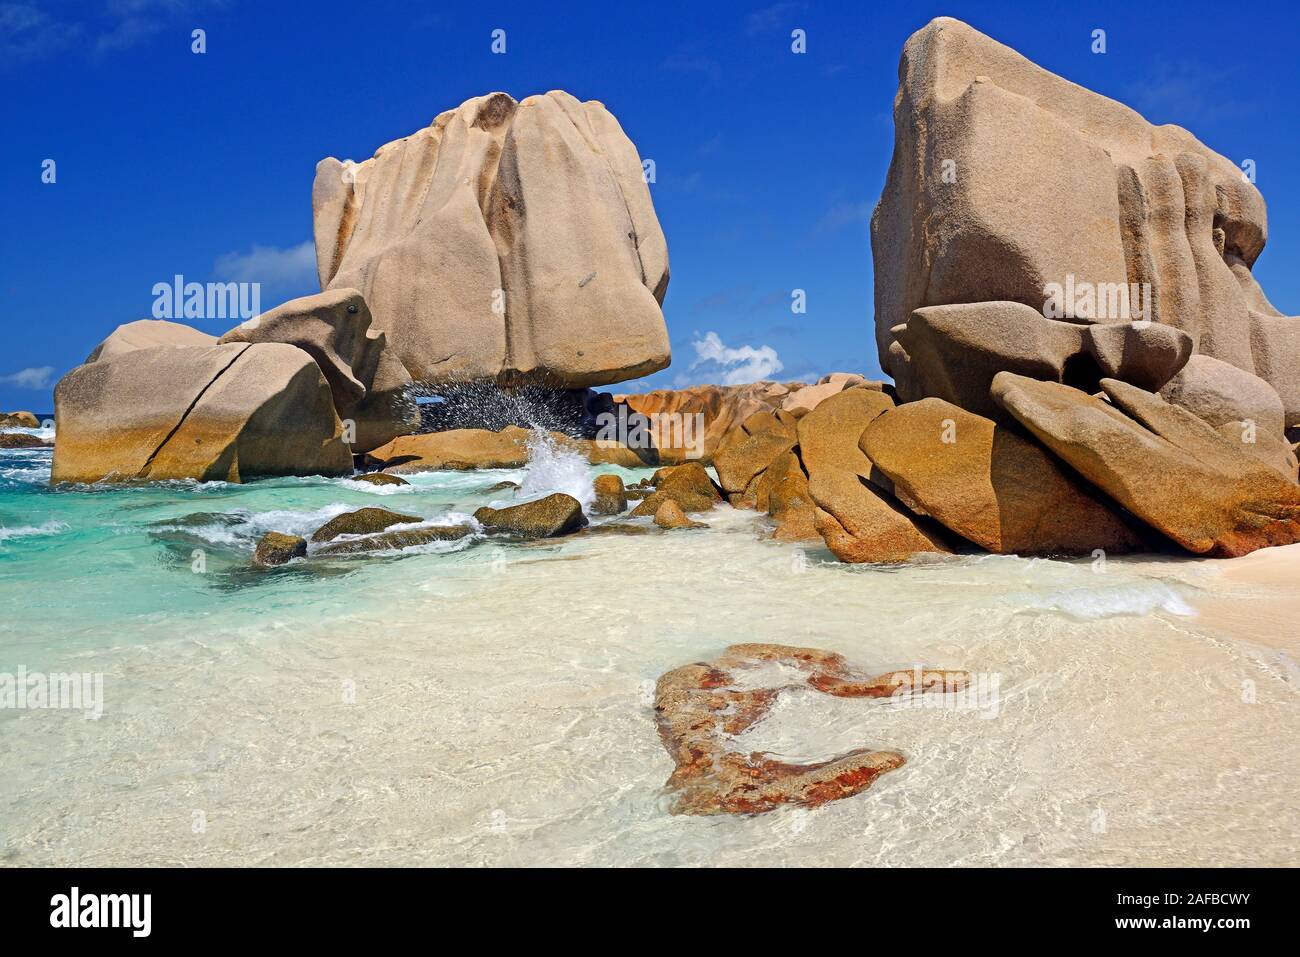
xmin=517 ymin=427 xmax=594 ymax=510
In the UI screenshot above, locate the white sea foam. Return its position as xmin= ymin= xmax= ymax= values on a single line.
xmin=1010 ymin=580 xmax=1196 ymax=620
xmin=0 ymin=520 xmax=67 ymax=545
xmin=517 ymin=428 xmax=595 ymax=510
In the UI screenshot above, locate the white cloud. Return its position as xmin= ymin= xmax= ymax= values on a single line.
xmin=214 ymin=241 xmax=316 ymax=287
xmin=688 ymin=331 xmax=783 ymax=385
xmin=1 ymin=366 xmax=55 ymax=389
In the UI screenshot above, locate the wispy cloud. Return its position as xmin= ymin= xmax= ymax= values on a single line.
xmin=1 ymin=366 xmax=56 ymax=389
xmin=1123 ymin=61 xmax=1253 ymax=126
xmin=660 ymin=52 xmax=723 ymax=86
xmin=687 ymin=331 xmax=783 ymax=385
xmin=214 ymin=240 xmax=316 ymax=286
xmin=815 ymin=200 xmax=873 ymax=235
xmin=1 ymin=0 xmax=222 ymax=66
xmin=0 ymin=4 xmax=82 ymax=62
xmin=745 ymin=2 xmax=807 ymax=35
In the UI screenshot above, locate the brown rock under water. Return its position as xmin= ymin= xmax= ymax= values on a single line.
xmin=655 ymin=643 xmax=969 ymax=816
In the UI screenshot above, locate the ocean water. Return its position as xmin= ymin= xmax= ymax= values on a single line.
xmin=1 ymin=427 xmax=1297 ymax=866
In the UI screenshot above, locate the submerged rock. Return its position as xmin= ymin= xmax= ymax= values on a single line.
xmin=311 ymin=507 xmax=420 ymax=543
xmin=315 ymin=525 xmax=472 ymax=555
xmin=253 ymin=532 xmax=307 ymax=567
xmin=474 ymin=493 xmax=587 ymax=538
xmin=655 ymin=643 xmax=969 ymax=815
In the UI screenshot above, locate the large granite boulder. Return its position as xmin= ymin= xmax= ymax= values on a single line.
xmin=860 ymin=398 xmax=1141 ymax=555
xmin=0 ymin=411 xmax=41 ymax=429
xmin=219 ymin=288 xmax=417 ymax=453
xmin=873 ymin=17 xmax=1300 ymax=428
xmin=367 ymin=425 xmax=647 ymax=472
xmin=86 ymin=319 xmax=216 ymax=363
xmin=313 ymin=91 xmax=669 ymax=388
xmin=990 ymin=373 xmax=1300 ymax=557
xmin=51 ymin=343 xmax=352 ymax=484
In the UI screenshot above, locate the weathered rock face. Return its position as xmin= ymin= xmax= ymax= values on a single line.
xmin=219 ymin=288 xmax=417 ymax=453
xmin=86 ymin=319 xmax=216 ymax=363
xmin=861 ymin=398 xmax=1141 ymax=555
xmin=655 ymin=643 xmax=969 ymax=815
xmin=991 ymin=373 xmax=1300 ymax=557
xmin=51 ymin=344 xmax=352 ymax=484
xmin=780 ymin=373 xmax=877 ymax=415
xmin=874 ymin=17 xmax=1300 ymax=427
xmin=313 ymin=91 xmax=670 ymax=389
xmin=796 ymin=389 xmax=951 ymax=563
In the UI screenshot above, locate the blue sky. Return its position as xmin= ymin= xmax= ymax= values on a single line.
xmin=3 ymin=0 xmax=1297 ymax=412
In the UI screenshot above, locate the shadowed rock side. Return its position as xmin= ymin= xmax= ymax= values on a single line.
xmin=873 ymin=17 xmax=1300 ymax=428
xmin=654 ymin=643 xmax=969 ymax=815
xmin=313 ymin=90 xmax=670 ymax=389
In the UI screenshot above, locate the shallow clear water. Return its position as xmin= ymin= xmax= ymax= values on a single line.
xmin=1 ymin=428 xmax=1297 ymax=866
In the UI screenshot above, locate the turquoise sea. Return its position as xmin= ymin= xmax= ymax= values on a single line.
xmin=2 ymin=426 xmax=1298 ymax=866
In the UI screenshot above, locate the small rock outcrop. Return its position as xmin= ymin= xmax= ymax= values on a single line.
xmin=0 ymin=411 xmax=41 ymax=429
xmin=315 ymin=525 xmax=471 ymax=555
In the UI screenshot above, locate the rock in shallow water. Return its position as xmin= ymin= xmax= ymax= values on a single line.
xmin=653 ymin=499 xmax=707 ymax=530
xmin=861 ymin=397 xmax=1142 ymax=555
xmin=315 ymin=525 xmax=471 ymax=556
xmin=591 ymin=474 xmax=628 ymax=515
xmin=474 ymin=493 xmax=587 ymax=539
xmin=253 ymin=532 xmax=307 ymax=567
xmin=350 ymin=472 xmax=409 ymax=487
xmin=311 ymin=507 xmax=420 ymax=543
xmin=655 ymin=643 xmax=969 ymax=816
xmin=0 ymin=433 xmax=50 ymax=449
